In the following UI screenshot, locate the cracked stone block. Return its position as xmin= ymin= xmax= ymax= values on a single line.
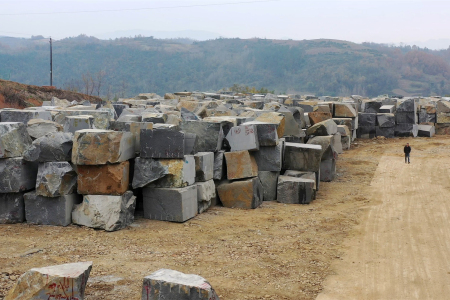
xmin=72 ymin=191 xmax=136 ymax=231
xmin=140 ymin=128 xmax=185 ymax=159
xmin=24 ymin=192 xmax=81 ymax=226
xmin=258 ymin=171 xmax=279 ymax=201
xmin=24 ymin=132 xmax=74 ymax=162
xmin=5 ymin=262 xmax=92 ymax=300
xmin=0 ymin=193 xmax=25 ymax=224
xmin=0 ymin=157 xmax=38 ymax=193
xmin=36 ymin=162 xmax=77 ymax=197
xmin=195 ymin=179 xmax=216 ymax=213
xmin=224 ymin=150 xmax=258 ymax=180
xmin=0 ymin=122 xmax=32 ymax=158
xmin=143 ymin=185 xmax=197 ymax=222
xmin=27 ymin=119 xmax=63 ymax=139
xmin=141 ymin=269 xmax=220 ymax=300
xmin=132 ymin=157 xmax=168 ymax=189
xmin=283 ymin=143 xmax=322 ymax=172
xmin=194 ymin=152 xmax=214 ymax=182
xmin=217 ymin=177 xmax=263 ymax=209
xmin=77 ymin=162 xmax=130 ymax=195
xmin=147 ymin=156 xmax=195 ymax=188
xmin=277 ymin=175 xmax=315 ymax=204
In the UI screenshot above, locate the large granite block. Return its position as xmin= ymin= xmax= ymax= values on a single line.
xmin=0 ymin=193 xmax=24 ymax=224
xmin=179 ymin=120 xmax=224 ymax=152
xmin=184 ymin=132 xmax=198 ymax=155
xmin=36 ymin=162 xmax=77 ymax=197
xmin=306 ymin=119 xmax=338 ymax=136
xmin=397 ymin=98 xmax=417 ymax=112
xmin=140 ymin=129 xmax=185 ymax=159
xmin=252 ymin=143 xmax=283 ymax=172
xmin=0 ymin=122 xmax=32 ymax=158
xmin=395 ymin=124 xmax=418 ymax=137
xmin=217 ymin=177 xmax=263 ymax=209
xmin=225 ymin=124 xmax=259 ymax=152
xmin=417 ymin=124 xmax=435 ymax=137
xmin=436 ymin=112 xmax=450 ymax=124
xmin=195 ymin=179 xmax=216 ymax=213
xmin=258 ymin=171 xmax=279 ymax=201
xmin=0 ymin=158 xmax=38 ymax=193
xmin=77 ymin=162 xmax=130 ymax=195
xmin=24 ymin=192 xmax=81 ymax=226
xmin=27 ymin=119 xmax=63 ymax=139
xmin=224 ymin=150 xmax=258 ymax=180
xmin=396 ymin=111 xmax=417 ymax=124
xmin=435 ymin=123 xmax=450 ymax=135
xmin=241 ymin=121 xmax=278 ymax=146
xmin=53 ymin=109 xmax=113 ymax=129
xmin=376 ymin=126 xmax=395 ymax=138
xmin=63 ymin=115 xmax=94 ymax=134
xmin=333 ymin=117 xmax=357 ymax=131
xmin=377 ymin=113 xmax=396 ymax=127
xmin=308 ymin=111 xmax=332 ymax=125
xmin=255 ymin=112 xmax=286 ymax=137
xmin=283 ymin=143 xmax=322 ymax=172
xmin=362 ymin=101 xmax=382 ymax=113
xmin=358 ymin=113 xmax=376 ymax=127
xmin=0 ymin=109 xmax=52 ymax=124
xmin=143 ymin=185 xmax=197 ymax=222
xmin=132 ymin=157 xmax=168 ymax=189
xmin=334 ymin=103 xmax=357 ymax=118
xmin=277 ymin=175 xmax=315 ymax=204
xmin=194 ymin=152 xmax=214 ymax=182
xmin=129 ymin=122 xmax=153 ymax=153
xmin=24 ymin=132 xmax=73 ymax=162
xmin=306 ymin=135 xmax=337 ymax=160
xmin=379 ymin=105 xmax=396 ymax=113
xmin=436 ymin=100 xmax=450 ymax=114
xmin=357 ymin=126 xmax=376 ymax=139
xmin=147 ymin=156 xmax=195 ymax=188
xmin=283 ymin=170 xmax=318 ymax=192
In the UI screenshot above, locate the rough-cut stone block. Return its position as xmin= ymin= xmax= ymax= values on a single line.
xmin=437 ymin=112 xmax=450 ymax=124
xmin=306 ymin=136 xmax=336 ymax=160
xmin=213 ymin=150 xmax=225 ymax=180
xmin=132 ymin=157 xmax=168 ymax=189
xmin=333 ymin=117 xmax=357 ymax=131
xmin=129 ymin=122 xmax=153 ymax=153
xmin=0 ymin=193 xmax=24 ymax=224
xmin=36 ymin=162 xmax=77 ymax=197
xmin=379 ymin=105 xmax=395 ymax=113
xmin=397 ymin=98 xmax=417 ymax=112
xmin=337 ymin=125 xmax=350 ymax=137
xmin=376 ymin=126 xmax=395 ymax=138
xmin=5 ymin=262 xmax=92 ymax=300
xmin=395 ymin=124 xmax=418 ymax=137
xmin=255 ymin=112 xmax=285 ymax=137
xmin=252 ymin=143 xmax=283 ymax=172
xmin=141 ymin=129 xmax=185 ymax=158
xmin=194 ymin=152 xmax=214 ymax=182
xmin=224 ymin=150 xmax=258 ymax=180
xmin=363 ymin=101 xmax=382 ymax=113
xmin=334 ymin=103 xmax=357 ymax=118
xmin=377 ymin=113 xmax=395 ymax=128
xmin=217 ymin=177 xmax=263 ymax=209
xmin=436 ymin=100 xmax=450 ymax=114
xmin=184 ymin=132 xmax=198 ymax=155
xmin=283 ymin=170 xmax=318 ymax=192
xmin=225 ymin=124 xmax=259 ymax=152
xmin=147 ymin=156 xmax=195 ymax=188
xmin=72 ymin=129 xmax=135 ymax=165
xmin=72 ymin=191 xmax=136 ymax=231
xmin=241 ymin=121 xmax=278 ymax=146
xmin=0 ymin=122 xmax=32 ymax=158
xmin=358 ymin=113 xmax=376 ymax=127
xmin=77 ymin=162 xmax=129 ymax=195
xmin=179 ymin=121 xmax=224 ymax=152
xmin=24 ymin=192 xmax=81 ymax=226
xmin=258 ymin=171 xmax=279 ymax=201
xmin=27 ymin=119 xmax=63 ymax=139
xmin=320 ymin=159 xmax=336 ymax=182
xmin=0 ymin=158 xmax=38 ymax=193
xmin=195 ymin=179 xmax=216 ymax=213
xmin=396 ymin=111 xmax=417 ymax=124
xmin=1 ymin=109 xmax=52 ymax=124
xmin=308 ymin=111 xmax=332 ymax=125
xmin=141 ymin=269 xmax=220 ymax=300
xmin=435 ymin=123 xmax=450 ymax=135
xmin=417 ymin=124 xmax=435 ymax=137
xmin=53 ymin=109 xmax=112 ymax=129
xmin=283 ymin=143 xmax=322 ymax=172
xmin=306 ymin=119 xmax=338 ymax=136
xmin=143 ymin=185 xmax=197 ymax=222
xmin=24 ymin=132 xmax=73 ymax=162
xmin=277 ymin=175 xmax=315 ymax=204
xmin=357 ymin=126 xmax=376 ymax=139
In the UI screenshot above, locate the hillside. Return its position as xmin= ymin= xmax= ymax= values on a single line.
xmin=1 ymin=35 xmax=450 ymax=98
xmin=0 ymin=79 xmax=102 ymax=108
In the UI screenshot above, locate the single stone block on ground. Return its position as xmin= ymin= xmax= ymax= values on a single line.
xmin=72 ymin=191 xmax=136 ymax=231
xmin=277 ymin=175 xmax=315 ymax=204
xmin=195 ymin=179 xmax=216 ymax=213
xmin=194 ymin=152 xmax=214 ymax=182
xmin=283 ymin=143 xmax=322 ymax=172
xmin=0 ymin=193 xmax=25 ymax=224
xmin=0 ymin=122 xmax=32 ymax=158
xmin=77 ymin=162 xmax=130 ymax=195
xmin=0 ymin=158 xmax=38 ymax=193
xmin=224 ymin=150 xmax=258 ymax=180
xmin=217 ymin=177 xmax=263 ymax=209
xmin=36 ymin=161 xmax=77 ymax=197
xmin=143 ymin=185 xmax=197 ymax=222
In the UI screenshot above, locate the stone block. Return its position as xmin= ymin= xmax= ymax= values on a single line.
xmin=0 ymin=122 xmax=32 ymax=158
xmin=0 ymin=193 xmax=24 ymax=224
xmin=357 ymin=126 xmax=376 ymax=139
xmin=341 ymin=135 xmax=351 ymax=150
xmin=143 ymin=185 xmax=197 ymax=222
xmin=225 ymin=124 xmax=259 ymax=152
xmin=0 ymin=158 xmax=38 ymax=193
xmin=72 ymin=191 xmax=136 ymax=231
xmin=241 ymin=121 xmax=278 ymax=146
xmin=142 ymin=112 xmax=167 ymax=123
xmin=363 ymin=101 xmax=382 ymax=113
xmin=252 ymin=143 xmax=283 ymax=172
xmin=376 ymin=126 xmax=395 ymax=138
xmin=129 ymin=122 xmax=153 ymax=153
xmin=379 ymin=105 xmax=396 ymax=113
xmin=320 ymin=159 xmax=336 ymax=182
xmin=334 ymin=103 xmax=357 ymax=118
xmin=24 ymin=192 xmax=81 ymax=226
xmin=395 ymin=124 xmax=418 ymax=137
xmin=397 ymin=98 xmax=417 ymax=112
xmin=435 ymin=123 xmax=450 ymax=135
xmin=306 ymin=136 xmax=336 ymax=160
xmin=436 ymin=100 xmax=450 ymax=114
xmin=179 ymin=120 xmax=224 ymax=152
xmin=147 ymin=156 xmax=195 ymax=188
xmin=258 ymin=171 xmax=279 ymax=201
xmin=377 ymin=113 xmax=396 ymax=127
xmin=331 ymin=133 xmax=343 ymax=154
xmin=417 ymin=124 xmax=435 ymax=137
xmin=255 ymin=112 xmax=285 ymax=137
xmin=36 ymin=162 xmax=77 ymax=197
xmin=5 ymin=262 xmax=92 ymax=300
xmin=306 ymin=119 xmax=338 ymax=136
xmin=277 ymin=108 xmax=302 ymax=137
xmin=217 ymin=177 xmax=263 ymax=209
xmin=224 ymin=150 xmax=258 ymax=180
xmin=141 ymin=269 xmax=219 ymax=300
xmin=0 ymin=109 xmax=52 ymax=124
xmin=337 ymin=125 xmax=350 ymax=137
xmin=213 ymin=150 xmax=225 ymax=180
xmin=194 ymin=152 xmax=214 ymax=182
xmin=277 ymin=175 xmax=315 ymax=204
xmin=72 ymin=129 xmax=135 ymax=165
xmin=437 ymin=112 xmax=450 ymax=124
xmin=283 ymin=143 xmax=322 ymax=172
xmin=77 ymin=162 xmax=129 ymax=195
xmin=63 ymin=116 xmax=95 ymax=133
xmin=24 ymin=132 xmax=73 ymax=162
xmin=195 ymin=180 xmax=216 ymax=213
xmin=396 ymin=111 xmax=417 ymax=124
xmin=333 ymin=117 xmax=357 ymax=131
xmin=53 ymin=109 xmax=113 ymax=129
xmin=184 ymin=132 xmax=198 ymax=155
xmin=27 ymin=119 xmax=63 ymax=139
xmin=140 ymin=128 xmax=185 ymax=159
xmin=132 ymin=157 xmax=168 ymax=189
xmin=113 ymin=103 xmax=129 ymax=117
xmin=358 ymin=112 xmax=376 ymax=127
xmin=308 ymin=111 xmax=332 ymax=125
xmin=283 ymin=170 xmax=318 ymax=192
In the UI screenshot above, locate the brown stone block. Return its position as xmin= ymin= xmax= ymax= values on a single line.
xmin=216 ymin=177 xmax=263 ymax=209
xmin=255 ymin=112 xmax=286 ymax=137
xmin=224 ymin=150 xmax=258 ymax=180
xmin=77 ymin=162 xmax=129 ymax=195
xmin=308 ymin=111 xmax=332 ymax=125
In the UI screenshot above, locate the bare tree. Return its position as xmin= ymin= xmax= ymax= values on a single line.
xmin=94 ymin=70 xmax=106 ymax=97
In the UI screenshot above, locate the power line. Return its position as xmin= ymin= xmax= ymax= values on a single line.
xmin=0 ymin=0 xmax=280 ymax=16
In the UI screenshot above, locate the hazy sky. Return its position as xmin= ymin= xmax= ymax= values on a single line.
xmin=1 ymin=0 xmax=450 ymax=48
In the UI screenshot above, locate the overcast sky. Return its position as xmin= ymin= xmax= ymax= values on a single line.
xmin=1 ymin=0 xmax=450 ymax=49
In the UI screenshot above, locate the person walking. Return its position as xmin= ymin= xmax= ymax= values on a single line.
xmin=404 ymin=143 xmax=411 ymax=164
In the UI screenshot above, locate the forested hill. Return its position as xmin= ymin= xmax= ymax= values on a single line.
xmin=1 ymin=35 xmax=450 ymax=98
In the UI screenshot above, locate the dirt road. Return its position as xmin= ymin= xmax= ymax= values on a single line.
xmin=317 ymin=138 xmax=450 ymax=300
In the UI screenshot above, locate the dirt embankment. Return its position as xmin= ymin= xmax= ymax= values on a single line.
xmin=0 ymin=79 xmax=102 ymax=109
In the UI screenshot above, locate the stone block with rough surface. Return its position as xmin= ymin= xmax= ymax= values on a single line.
xmin=333 ymin=117 xmax=357 ymax=131
xmin=0 ymin=122 xmax=32 ymax=158
xmin=27 ymin=119 xmax=63 ymax=139
xmin=255 ymin=112 xmax=285 ymax=137
xmin=306 ymin=119 xmax=338 ymax=136
xmin=129 ymin=122 xmax=153 ymax=153
xmin=283 ymin=143 xmax=322 ymax=172
xmin=376 ymin=126 xmax=395 ymax=138
xmin=241 ymin=121 xmax=278 ymax=146
xmin=72 ymin=191 xmax=136 ymax=231
xmin=252 ymin=143 xmax=283 ymax=172
xmin=140 ymin=129 xmax=185 ymax=159
xmin=194 ymin=152 xmax=214 ymax=182
xmin=141 ymin=269 xmax=220 ymax=300
xmin=1 ymin=109 xmax=52 ymax=124
xmin=396 ymin=98 xmax=417 ymax=112
xmin=334 ymin=103 xmax=357 ymax=118
xmin=396 ymin=111 xmax=417 ymax=124
xmin=217 ymin=177 xmax=263 ymax=209
xmin=0 ymin=158 xmax=38 ymax=193
xmin=277 ymin=175 xmax=315 ymax=204
xmin=0 ymin=193 xmax=25 ymax=224
xmin=358 ymin=113 xmax=377 ymax=127
xmin=143 ymin=185 xmax=197 ymax=222
xmin=36 ymin=162 xmax=77 ymax=197
xmin=436 ymin=123 xmax=450 ymax=135
xmin=5 ymin=262 xmax=92 ymax=300
xmin=395 ymin=124 xmax=418 ymax=137
xmin=132 ymin=157 xmax=168 ymax=189
xmin=179 ymin=120 xmax=224 ymax=152
xmin=377 ymin=113 xmax=395 ymax=128
xmin=213 ymin=151 xmax=225 ymax=180
xmin=147 ymin=156 xmax=195 ymax=188
xmin=63 ymin=115 xmax=94 ymax=134
xmin=320 ymin=159 xmax=336 ymax=182
xmin=53 ymin=109 xmax=112 ymax=129
xmin=308 ymin=111 xmax=332 ymax=125
xmin=77 ymin=162 xmax=130 ymax=195
xmin=24 ymin=132 xmax=73 ymax=162
xmin=24 ymin=192 xmax=81 ymax=226
xmin=195 ymin=180 xmax=216 ymax=213
xmin=284 ymin=170 xmax=318 ymax=192
xmin=224 ymin=150 xmax=258 ymax=180
xmin=258 ymin=171 xmax=279 ymax=201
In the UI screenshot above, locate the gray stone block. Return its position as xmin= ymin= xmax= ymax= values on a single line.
xmin=24 ymin=192 xmax=81 ymax=226
xmin=283 ymin=170 xmax=318 ymax=192
xmin=337 ymin=125 xmax=350 ymax=137
xmin=358 ymin=113 xmax=376 ymax=127
xmin=27 ymin=119 xmax=63 ymax=139
xmin=0 ymin=122 xmax=32 ymax=158
xmin=307 ymin=136 xmax=337 ymax=160
xmin=142 ymin=269 xmax=220 ymax=300
xmin=213 ymin=150 xmax=225 ymax=180
xmin=179 ymin=120 xmax=224 ymax=152
xmin=0 ymin=109 xmax=52 ymax=124
xmin=333 ymin=117 xmax=357 ymax=131
xmin=252 ymin=143 xmax=283 ymax=172
xmin=379 ymin=105 xmax=396 ymax=113
xmin=129 ymin=122 xmax=153 ymax=154
xmin=258 ymin=171 xmax=279 ymax=201
xmin=141 ymin=129 xmax=185 ymax=158
xmin=36 ymin=162 xmax=77 ymax=197
xmin=147 ymin=156 xmax=195 ymax=188
xmin=306 ymin=119 xmax=338 ymax=136
xmin=0 ymin=158 xmax=38 ymax=193
xmin=225 ymin=124 xmax=259 ymax=152
xmin=277 ymin=175 xmax=315 ymax=204
xmin=23 ymin=132 xmax=73 ymax=162
xmin=132 ymin=157 xmax=168 ymax=189
xmin=53 ymin=109 xmax=113 ymax=129
xmin=395 ymin=124 xmax=418 ymax=137
xmin=195 ymin=180 xmax=216 ymax=213
xmin=143 ymin=185 xmax=197 ymax=222
xmin=241 ymin=121 xmax=278 ymax=146
xmin=0 ymin=193 xmax=25 ymax=224
xmin=184 ymin=132 xmax=198 ymax=155
xmin=396 ymin=111 xmax=418 ymax=124
xmin=63 ymin=115 xmax=94 ymax=134
xmin=283 ymin=143 xmax=322 ymax=172
xmin=194 ymin=152 xmax=214 ymax=182
xmin=320 ymin=159 xmax=336 ymax=182
xmin=377 ymin=113 xmax=396 ymax=128
xmin=397 ymin=98 xmax=417 ymax=112
xmin=417 ymin=124 xmax=435 ymax=137
xmin=72 ymin=191 xmax=136 ymax=231
xmin=376 ymin=126 xmax=395 ymax=138
xmin=363 ymin=101 xmax=382 ymax=113
xmin=357 ymin=126 xmax=376 ymax=139
xmin=113 ymin=103 xmax=129 ymax=117
xmin=142 ymin=113 xmax=167 ymax=123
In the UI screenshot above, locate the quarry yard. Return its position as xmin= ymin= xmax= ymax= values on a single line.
xmin=2 ymin=135 xmax=448 ymax=299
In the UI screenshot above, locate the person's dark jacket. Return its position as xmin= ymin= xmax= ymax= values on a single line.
xmin=404 ymin=146 xmax=411 ymax=154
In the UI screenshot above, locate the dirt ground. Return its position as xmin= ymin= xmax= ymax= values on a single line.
xmin=1 ymin=136 xmax=448 ymax=300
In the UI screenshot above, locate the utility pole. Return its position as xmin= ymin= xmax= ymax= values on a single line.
xmin=49 ymin=37 xmax=53 ymax=86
